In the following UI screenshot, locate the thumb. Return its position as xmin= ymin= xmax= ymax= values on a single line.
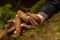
xmin=20 ymin=23 xmax=36 ymax=29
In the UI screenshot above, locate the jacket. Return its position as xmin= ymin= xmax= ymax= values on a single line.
xmin=38 ymin=0 xmax=60 ymax=19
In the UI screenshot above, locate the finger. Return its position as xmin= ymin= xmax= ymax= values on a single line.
xmin=5 ymin=19 xmax=15 ymax=30
xmin=20 ymin=23 xmax=36 ymax=29
xmin=26 ymin=13 xmax=41 ymax=24
xmin=14 ymin=14 xmax=22 ymax=36
xmin=4 ymin=23 xmax=13 ymax=30
xmin=6 ymin=26 xmax=16 ymax=35
xmin=17 ymin=10 xmax=29 ymax=23
xmin=7 ymin=19 xmax=14 ymax=23
xmin=27 ymin=16 xmax=39 ymax=27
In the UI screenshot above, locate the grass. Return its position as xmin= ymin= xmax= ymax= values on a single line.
xmin=17 ymin=11 xmax=60 ymax=40
xmin=7 ymin=11 xmax=60 ymax=40
xmin=0 ymin=5 xmax=60 ymax=40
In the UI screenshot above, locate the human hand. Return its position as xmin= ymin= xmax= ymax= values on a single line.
xmin=6 ymin=10 xmax=45 ymax=37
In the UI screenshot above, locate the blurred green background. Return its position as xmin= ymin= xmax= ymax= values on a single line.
xmin=0 ymin=0 xmax=60 ymax=40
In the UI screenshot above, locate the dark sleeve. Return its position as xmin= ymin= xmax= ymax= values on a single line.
xmin=38 ymin=0 xmax=60 ymax=20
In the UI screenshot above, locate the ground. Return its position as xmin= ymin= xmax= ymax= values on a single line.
xmin=17 ymin=11 xmax=60 ymax=40
xmin=1 ymin=11 xmax=60 ymax=40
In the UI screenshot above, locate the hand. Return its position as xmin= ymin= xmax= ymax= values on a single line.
xmin=6 ymin=10 xmax=44 ymax=36
xmin=13 ymin=10 xmax=43 ymax=36
xmin=17 ymin=10 xmax=42 ymax=27
xmin=0 ymin=10 xmax=45 ymax=38
xmin=7 ymin=10 xmax=41 ymax=29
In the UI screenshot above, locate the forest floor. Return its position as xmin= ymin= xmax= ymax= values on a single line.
xmin=1 ymin=11 xmax=60 ymax=40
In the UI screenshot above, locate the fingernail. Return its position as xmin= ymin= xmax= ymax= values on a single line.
xmin=20 ymin=24 xmax=24 ymax=26
xmin=14 ymin=31 xmax=16 ymax=34
xmin=27 ymin=16 xmax=30 ymax=19
xmin=13 ymin=20 xmax=15 ymax=23
xmin=16 ymin=14 xmax=18 ymax=17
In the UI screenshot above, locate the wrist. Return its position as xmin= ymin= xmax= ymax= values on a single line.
xmin=37 ymin=14 xmax=45 ymax=22
xmin=37 ymin=12 xmax=48 ymax=22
